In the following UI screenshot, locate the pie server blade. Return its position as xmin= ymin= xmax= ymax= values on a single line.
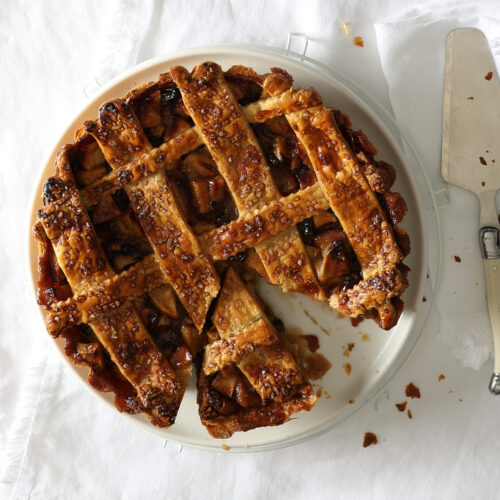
xmin=441 ymin=28 xmax=500 ymax=393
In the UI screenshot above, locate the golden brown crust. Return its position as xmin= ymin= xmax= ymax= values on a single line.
xmin=34 ymin=60 xmax=410 ymax=435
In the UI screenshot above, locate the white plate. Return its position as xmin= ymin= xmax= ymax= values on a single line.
xmin=27 ymin=46 xmax=437 ymax=452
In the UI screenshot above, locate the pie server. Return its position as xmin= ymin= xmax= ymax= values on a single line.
xmin=442 ymin=28 xmax=500 ymax=394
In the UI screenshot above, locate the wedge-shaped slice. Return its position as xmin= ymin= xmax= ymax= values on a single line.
xmin=198 ymin=268 xmax=316 ymax=438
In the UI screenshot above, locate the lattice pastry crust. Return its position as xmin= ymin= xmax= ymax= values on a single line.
xmin=34 ymin=62 xmax=409 ymax=437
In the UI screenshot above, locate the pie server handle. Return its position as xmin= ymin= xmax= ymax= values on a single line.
xmin=480 ymin=227 xmax=500 ymax=394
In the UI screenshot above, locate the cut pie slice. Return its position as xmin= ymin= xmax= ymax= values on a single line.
xmin=198 ymin=268 xmax=316 ymax=438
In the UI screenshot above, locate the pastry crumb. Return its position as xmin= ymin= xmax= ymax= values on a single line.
xmin=454 ymin=255 xmax=461 ymax=263
xmin=485 ymin=71 xmax=493 ymax=80
xmin=354 ymin=36 xmax=364 ymax=47
xmin=343 ymin=363 xmax=352 ymax=375
xmin=343 ymin=343 xmax=355 ymax=357
xmin=342 ymin=22 xmax=349 ymax=36
xmin=405 ymin=382 xmax=421 ymax=399
xmin=361 ymin=333 xmax=370 ymax=342
xmin=422 ymin=296 xmax=427 ymax=302
xmin=438 ymin=374 xmax=445 ymax=381
xmin=407 ymin=409 xmax=413 ymax=419
xmin=221 ymin=444 xmax=231 ymax=451
xmin=348 ymin=399 xmax=355 ymax=404
xmin=395 ymin=401 xmax=407 ymax=412
xmin=363 ymin=432 xmax=378 ymax=447
xmin=467 ymin=96 xmax=474 ymax=100
xmin=480 ymin=156 xmax=487 ymax=165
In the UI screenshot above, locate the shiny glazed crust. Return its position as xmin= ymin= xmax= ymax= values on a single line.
xmin=34 ymin=61 xmax=409 ymax=436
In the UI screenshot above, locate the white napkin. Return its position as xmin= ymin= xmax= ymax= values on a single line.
xmin=3 ymin=1 xmax=500 ymax=499
xmin=375 ymin=2 xmax=500 ymax=370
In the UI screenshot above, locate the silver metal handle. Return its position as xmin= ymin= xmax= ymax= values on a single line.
xmin=489 ymin=373 xmax=500 ymax=395
xmin=480 ymin=226 xmax=500 ymax=394
xmin=480 ymin=226 xmax=500 ymax=259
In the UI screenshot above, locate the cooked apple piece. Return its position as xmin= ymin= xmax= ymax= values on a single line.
xmin=92 ymin=194 xmax=121 ymax=225
xmin=149 ymin=285 xmax=178 ymax=318
xmin=80 ymin=140 xmax=107 ymax=170
xmin=163 ymin=116 xmax=191 ymax=142
xmin=234 ymin=378 xmax=260 ymax=408
xmin=76 ymin=342 xmax=102 ymax=365
xmin=190 ymin=177 xmax=226 ymax=214
xmin=112 ymin=253 xmax=136 ymax=272
xmin=170 ymin=344 xmax=192 ymax=369
xmin=206 ymin=326 xmax=220 ymax=343
xmin=314 ymin=228 xmax=346 ymax=255
xmin=244 ymin=248 xmax=266 ymax=277
xmin=190 ymin=178 xmax=211 ymax=214
xmin=265 ymin=116 xmax=293 ymax=137
xmin=317 ymin=241 xmax=350 ymax=282
xmin=114 ymin=212 xmax=144 ymax=239
xmin=272 ymin=165 xmax=298 ymax=195
xmin=312 ymin=211 xmax=337 ymax=229
xmin=75 ymin=164 xmax=109 ymax=187
xmin=137 ymin=90 xmax=162 ymax=128
xmin=183 ymin=148 xmax=218 ymax=178
xmin=207 ymin=389 xmax=236 ymax=416
xmin=181 ymin=321 xmax=202 ymax=356
xmin=145 ymin=125 xmax=166 ymax=144
xmin=211 ymin=367 xmax=240 ymax=398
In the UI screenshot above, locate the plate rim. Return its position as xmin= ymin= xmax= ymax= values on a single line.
xmin=25 ymin=44 xmax=440 ymax=453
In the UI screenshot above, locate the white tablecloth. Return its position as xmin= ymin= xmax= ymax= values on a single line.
xmin=1 ymin=0 xmax=500 ymax=498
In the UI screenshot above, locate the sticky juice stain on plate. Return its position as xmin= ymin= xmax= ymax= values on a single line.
xmin=305 ymin=353 xmax=332 ymax=380
xmin=302 ymin=308 xmax=331 ymax=336
xmin=343 ymin=363 xmax=352 ymax=375
xmin=361 ymin=333 xmax=370 ymax=342
xmin=300 ymin=334 xmax=320 ymax=352
xmin=343 ymin=343 xmax=355 ymax=357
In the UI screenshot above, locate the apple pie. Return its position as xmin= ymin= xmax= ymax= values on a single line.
xmin=33 ymin=62 xmax=410 ymax=437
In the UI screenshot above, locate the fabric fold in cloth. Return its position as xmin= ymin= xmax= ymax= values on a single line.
xmin=375 ymin=2 xmax=500 ymax=370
